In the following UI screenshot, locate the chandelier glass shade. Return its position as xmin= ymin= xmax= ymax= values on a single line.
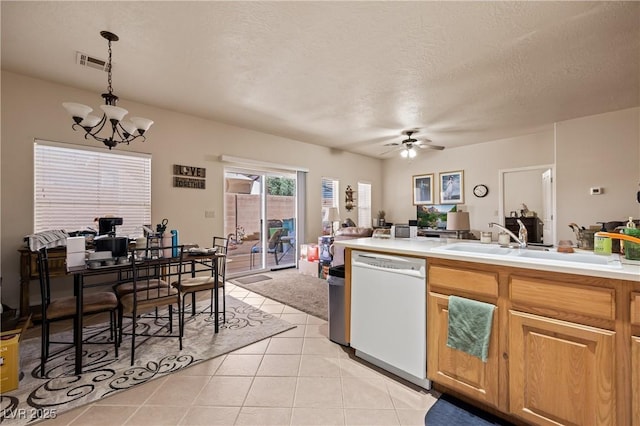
xmin=62 ymin=31 xmax=153 ymax=149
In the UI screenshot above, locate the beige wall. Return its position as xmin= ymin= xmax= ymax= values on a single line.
xmin=556 ymin=107 xmax=640 ymax=241
xmin=382 ymin=107 xmax=640 ymax=242
xmin=382 ymin=130 xmax=555 ymax=235
xmin=0 ymin=71 xmax=383 ymax=310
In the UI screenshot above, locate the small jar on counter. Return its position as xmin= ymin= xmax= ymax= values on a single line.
xmin=480 ymin=232 xmax=492 ymax=244
xmin=498 ymin=232 xmax=511 ymax=246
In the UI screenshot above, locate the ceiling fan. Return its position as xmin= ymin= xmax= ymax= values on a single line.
xmin=383 ymin=130 xmax=445 ymax=158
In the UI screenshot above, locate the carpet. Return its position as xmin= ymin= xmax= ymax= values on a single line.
xmin=0 ymin=296 xmax=294 ymax=425
xmin=425 ymin=394 xmax=515 ymax=425
xmin=231 ymin=269 xmax=328 ymax=320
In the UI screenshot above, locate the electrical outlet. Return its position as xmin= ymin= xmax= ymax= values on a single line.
xmin=205 ymin=210 xmax=215 ymax=218
xmin=590 ymin=187 xmax=602 ymax=195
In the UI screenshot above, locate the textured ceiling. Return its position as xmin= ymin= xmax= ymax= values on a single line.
xmin=2 ymin=1 xmax=639 ymax=158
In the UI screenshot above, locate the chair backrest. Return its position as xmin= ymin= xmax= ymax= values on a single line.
xmin=37 ymin=247 xmax=52 ymax=318
xmin=212 ymin=237 xmax=229 ymax=282
xmin=267 ymin=228 xmax=284 ymax=250
xmin=129 ymin=245 xmax=184 ymax=307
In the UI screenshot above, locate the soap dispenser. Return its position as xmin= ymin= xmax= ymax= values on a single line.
xmin=627 ymin=217 xmax=636 ymax=229
xmin=594 ymin=222 xmax=612 ymax=255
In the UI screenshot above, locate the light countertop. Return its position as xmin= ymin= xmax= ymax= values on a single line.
xmin=334 ymin=237 xmax=640 ymax=282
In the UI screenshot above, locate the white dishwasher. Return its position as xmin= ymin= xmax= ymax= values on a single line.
xmin=350 ymin=250 xmax=430 ymax=390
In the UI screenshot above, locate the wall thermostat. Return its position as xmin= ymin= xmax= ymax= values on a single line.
xmin=590 ymin=187 xmax=602 ymax=195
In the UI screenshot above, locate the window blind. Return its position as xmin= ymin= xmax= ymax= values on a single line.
xmin=357 ymin=182 xmax=372 ymax=228
xmin=34 ymin=140 xmax=151 ymax=237
xmin=321 ymin=177 xmax=339 ymax=209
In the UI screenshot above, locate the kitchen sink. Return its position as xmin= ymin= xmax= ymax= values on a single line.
xmin=433 ymin=242 xmax=622 ymax=268
xmin=515 ymin=249 xmax=619 ymax=266
xmin=433 ymin=243 xmax=513 ymax=256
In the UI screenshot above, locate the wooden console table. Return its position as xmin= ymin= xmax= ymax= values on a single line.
xmin=18 ymin=247 xmax=68 ymax=321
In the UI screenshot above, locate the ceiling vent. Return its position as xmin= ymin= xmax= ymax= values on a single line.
xmin=76 ymin=51 xmax=107 ymax=71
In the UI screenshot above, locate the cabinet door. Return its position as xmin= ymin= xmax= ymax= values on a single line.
xmin=427 ymin=292 xmax=499 ymax=407
xmin=509 ymin=310 xmax=616 ymax=426
xmin=633 ymin=336 xmax=640 ymax=426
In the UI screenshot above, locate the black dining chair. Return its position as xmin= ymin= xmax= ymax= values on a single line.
xmin=172 ymin=237 xmax=228 ymax=332
xmin=118 ymin=245 xmax=184 ymax=365
xmin=36 ymin=247 xmax=119 ymax=377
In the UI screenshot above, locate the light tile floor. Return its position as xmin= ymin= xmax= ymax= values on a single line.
xmin=37 ymin=282 xmax=439 ymax=425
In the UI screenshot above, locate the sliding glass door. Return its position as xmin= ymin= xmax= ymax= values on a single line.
xmin=224 ymin=168 xmax=297 ymax=276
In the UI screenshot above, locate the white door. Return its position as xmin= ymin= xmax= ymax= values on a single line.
xmin=541 ymin=169 xmax=554 ymax=245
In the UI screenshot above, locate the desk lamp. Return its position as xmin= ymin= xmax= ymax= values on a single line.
xmin=327 ymin=207 xmax=340 ymax=236
xmin=446 ymin=211 xmax=470 ymax=239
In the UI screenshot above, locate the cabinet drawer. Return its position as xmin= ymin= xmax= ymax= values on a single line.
xmin=631 ymin=292 xmax=640 ymax=327
xmin=428 ymin=265 xmax=498 ymax=298
xmin=510 ymin=277 xmax=615 ymax=321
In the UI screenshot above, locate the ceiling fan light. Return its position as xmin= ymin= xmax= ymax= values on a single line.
xmin=408 ymin=147 xmax=417 ymax=158
xmin=400 ymin=149 xmax=409 ymax=158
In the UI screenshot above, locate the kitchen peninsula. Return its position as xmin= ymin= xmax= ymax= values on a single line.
xmin=334 ymin=237 xmax=640 ymax=426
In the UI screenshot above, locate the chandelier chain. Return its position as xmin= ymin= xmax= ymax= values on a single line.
xmin=107 ymin=39 xmax=113 ymax=97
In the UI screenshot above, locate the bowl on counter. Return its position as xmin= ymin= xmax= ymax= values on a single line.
xmin=88 ymin=260 xmax=102 ymax=269
xmin=104 ymin=259 xmax=116 ymax=266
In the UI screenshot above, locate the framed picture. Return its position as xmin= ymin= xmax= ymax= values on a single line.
xmin=412 ymin=174 xmax=434 ymax=205
xmin=439 ymin=170 xmax=464 ymax=204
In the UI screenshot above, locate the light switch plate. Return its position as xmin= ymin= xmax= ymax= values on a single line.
xmin=590 ymin=187 xmax=602 ymax=195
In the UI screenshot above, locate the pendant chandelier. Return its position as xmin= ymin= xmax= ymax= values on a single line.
xmin=62 ymin=31 xmax=153 ymax=149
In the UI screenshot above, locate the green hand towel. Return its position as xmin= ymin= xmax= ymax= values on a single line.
xmin=446 ymin=295 xmax=495 ymax=362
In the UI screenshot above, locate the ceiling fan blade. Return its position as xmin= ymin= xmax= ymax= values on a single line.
xmin=383 ymin=142 xmax=400 ymax=146
xmin=379 ymin=146 xmax=401 ymax=156
xmin=419 ymin=144 xmax=445 ymax=150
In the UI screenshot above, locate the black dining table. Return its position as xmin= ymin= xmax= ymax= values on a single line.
xmin=66 ymin=251 xmax=223 ymax=375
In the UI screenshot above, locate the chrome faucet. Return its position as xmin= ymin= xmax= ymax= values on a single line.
xmin=488 ymin=220 xmax=528 ymax=248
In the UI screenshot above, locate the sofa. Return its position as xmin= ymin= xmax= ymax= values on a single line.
xmin=330 ymin=226 xmax=373 ymax=266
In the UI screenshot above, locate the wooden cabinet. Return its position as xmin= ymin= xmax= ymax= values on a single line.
xmin=508 ymin=275 xmax=618 ymax=425
xmin=632 ymin=336 xmax=640 ymax=426
xmin=426 ymin=257 xmax=631 ymax=425
xmin=428 ymin=292 xmax=499 ymax=407
xmin=427 ymin=262 xmax=500 ymax=408
xmin=509 ymin=310 xmax=615 ymax=425
xmin=631 ymin=292 xmax=640 ymax=425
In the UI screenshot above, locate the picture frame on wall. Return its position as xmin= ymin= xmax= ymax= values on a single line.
xmin=439 ymin=170 xmax=464 ymax=204
xmin=412 ymin=174 xmax=434 ymax=205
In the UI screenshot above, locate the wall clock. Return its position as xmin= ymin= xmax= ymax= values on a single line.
xmin=473 ymin=184 xmax=489 ymax=198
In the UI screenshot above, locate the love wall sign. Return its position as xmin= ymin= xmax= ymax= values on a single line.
xmin=173 ymin=164 xmax=206 ymax=189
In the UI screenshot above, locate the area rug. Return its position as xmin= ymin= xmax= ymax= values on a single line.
xmin=231 ymin=268 xmax=328 ymax=320
xmin=425 ymin=394 xmax=515 ymax=425
xmin=0 ymin=296 xmax=294 ymax=425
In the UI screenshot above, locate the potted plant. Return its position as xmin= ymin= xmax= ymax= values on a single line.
xmin=375 ymin=210 xmax=386 ymax=227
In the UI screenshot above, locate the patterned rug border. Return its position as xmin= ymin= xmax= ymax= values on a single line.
xmin=0 ymin=296 xmax=294 ymax=425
